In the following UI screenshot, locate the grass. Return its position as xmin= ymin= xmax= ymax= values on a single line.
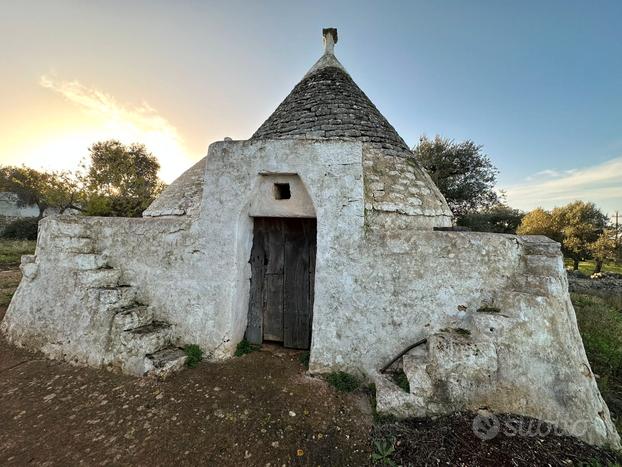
xmin=390 ymin=369 xmax=410 ymax=393
xmin=572 ymin=292 xmax=622 ymax=430
xmin=183 ymin=344 xmax=203 ymax=368
xmin=234 ymin=338 xmax=260 ymax=357
xmin=565 ymin=258 xmax=622 ymax=276
xmin=0 ymin=239 xmax=36 ymax=268
xmin=326 ymin=371 xmax=361 ymax=392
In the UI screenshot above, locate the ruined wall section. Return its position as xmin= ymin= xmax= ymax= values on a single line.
xmin=363 ymin=146 xmax=453 ymax=230
xmin=308 ymin=231 xmax=619 ymax=448
xmin=0 ymin=214 xmax=227 ymax=368
xmin=143 ymin=157 xmax=207 ymax=218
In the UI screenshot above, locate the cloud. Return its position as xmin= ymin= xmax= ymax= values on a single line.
xmin=503 ymin=157 xmax=622 ymax=214
xmin=39 ymin=75 xmax=194 ymax=182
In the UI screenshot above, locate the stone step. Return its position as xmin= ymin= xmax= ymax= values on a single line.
xmin=96 ymin=286 xmax=137 ymax=308
xmin=520 ymin=254 xmax=563 ymax=276
xmin=54 ymin=221 xmax=93 ymax=238
xmin=371 ymin=371 xmax=428 ymax=418
xmin=78 ymin=268 xmax=121 ymax=288
xmin=55 ymin=236 xmax=95 ymax=254
xmin=403 ymin=352 xmax=434 ymax=400
xmin=517 ymin=236 xmax=560 ymax=257
xmin=118 ymin=321 xmax=172 ymax=357
xmin=72 ymin=254 xmax=108 ymax=271
xmin=144 ymin=348 xmax=187 ymax=379
xmin=510 ymin=273 xmax=561 ymax=297
xmin=113 ymin=305 xmax=154 ymax=331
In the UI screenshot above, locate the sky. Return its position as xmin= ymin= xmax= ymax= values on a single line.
xmin=1 ymin=0 xmax=621 ymax=216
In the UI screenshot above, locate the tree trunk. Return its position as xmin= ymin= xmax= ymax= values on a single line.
xmin=573 ymin=258 xmax=579 ymax=271
xmin=594 ymin=260 xmax=603 ymax=274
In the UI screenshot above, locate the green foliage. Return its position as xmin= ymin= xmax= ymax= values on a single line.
xmin=590 ymin=230 xmax=618 ymax=274
xmin=391 ymin=370 xmax=410 ymax=393
xmin=326 ymin=371 xmax=361 ymax=392
xmin=554 ymin=201 xmax=608 ymax=265
xmin=184 ymin=344 xmax=203 ymax=368
xmin=518 ymin=201 xmax=609 ymax=269
xmin=371 ymin=436 xmax=396 ymax=466
xmin=298 ymin=351 xmax=310 ymax=369
xmin=0 ymin=239 xmax=36 ymax=267
xmin=234 ymin=338 xmax=260 ymax=357
xmin=413 ymin=135 xmax=499 ymax=218
xmin=0 ymin=166 xmax=82 ymax=217
xmin=564 ymin=258 xmax=622 ymax=276
xmin=573 ymin=293 xmax=622 ymax=428
xmin=2 ymin=218 xmax=38 ymax=240
xmin=457 ymin=204 xmax=524 ymax=234
xmin=81 ymin=140 xmax=165 ymax=217
xmin=517 ymin=207 xmax=558 ymax=238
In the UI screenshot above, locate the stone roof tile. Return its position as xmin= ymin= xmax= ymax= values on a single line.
xmin=251 ymin=66 xmax=412 ymax=158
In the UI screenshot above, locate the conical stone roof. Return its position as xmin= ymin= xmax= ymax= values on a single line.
xmin=251 ymin=64 xmax=412 ymax=158
xmin=146 ymin=29 xmax=453 ymax=229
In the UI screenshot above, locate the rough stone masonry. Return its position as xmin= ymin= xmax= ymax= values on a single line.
xmin=2 ymin=29 xmax=619 ymax=448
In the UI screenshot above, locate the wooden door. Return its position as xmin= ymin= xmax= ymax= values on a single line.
xmin=246 ymin=217 xmax=316 ymax=349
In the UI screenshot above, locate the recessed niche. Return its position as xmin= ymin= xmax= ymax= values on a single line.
xmin=273 ymin=183 xmax=291 ymax=200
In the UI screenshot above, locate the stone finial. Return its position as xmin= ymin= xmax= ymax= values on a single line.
xmin=322 ymin=28 xmax=338 ymax=55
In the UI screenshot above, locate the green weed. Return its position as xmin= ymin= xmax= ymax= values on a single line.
xmin=234 ymin=338 xmax=260 ymax=357
xmin=371 ymin=436 xmax=396 ymax=466
xmin=184 ymin=344 xmax=203 ymax=368
xmin=326 ymin=371 xmax=361 ymax=392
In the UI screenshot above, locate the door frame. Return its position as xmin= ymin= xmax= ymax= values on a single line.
xmin=245 ymin=216 xmax=317 ymax=349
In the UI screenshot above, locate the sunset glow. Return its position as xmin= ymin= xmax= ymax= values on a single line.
xmin=1 ymin=1 xmax=620 ymax=212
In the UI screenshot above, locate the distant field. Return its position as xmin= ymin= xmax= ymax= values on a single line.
xmin=0 ymin=239 xmax=36 ymax=269
xmin=564 ymin=258 xmax=622 ymax=275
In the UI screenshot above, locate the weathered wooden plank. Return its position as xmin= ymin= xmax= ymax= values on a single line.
xmin=263 ymin=274 xmax=284 ymax=341
xmin=264 ymin=218 xmax=284 ymax=275
xmin=306 ymin=219 xmax=316 ymax=329
xmin=283 ymin=218 xmax=314 ymax=349
xmin=245 ymin=218 xmax=265 ymax=345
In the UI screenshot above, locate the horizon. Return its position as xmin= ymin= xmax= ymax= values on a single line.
xmin=1 ymin=0 xmax=620 ymax=216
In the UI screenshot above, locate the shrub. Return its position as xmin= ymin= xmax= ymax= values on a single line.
xmin=184 ymin=344 xmax=203 ymax=368
xmin=234 ymin=338 xmax=259 ymax=357
xmin=2 ymin=218 xmax=38 ymax=240
xmin=326 ymin=371 xmax=361 ymax=392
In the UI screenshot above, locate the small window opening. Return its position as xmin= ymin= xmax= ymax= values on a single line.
xmin=274 ymin=183 xmax=291 ymax=200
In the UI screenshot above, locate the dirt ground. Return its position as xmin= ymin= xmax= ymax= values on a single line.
xmin=2 ymin=263 xmax=622 ymax=466
xmin=374 ymin=413 xmax=622 ymax=466
xmin=0 ymin=314 xmax=372 ymax=466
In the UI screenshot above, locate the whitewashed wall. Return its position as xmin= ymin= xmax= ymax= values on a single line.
xmin=2 ymin=138 xmax=619 ymax=447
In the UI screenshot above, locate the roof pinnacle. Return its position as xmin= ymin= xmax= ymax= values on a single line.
xmin=322 ymin=28 xmax=338 ymax=55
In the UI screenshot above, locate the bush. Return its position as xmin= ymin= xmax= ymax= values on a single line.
xmin=234 ymin=338 xmax=260 ymax=357
xmin=184 ymin=344 xmax=203 ymax=368
xmin=326 ymin=371 xmax=361 ymax=392
xmin=2 ymin=218 xmax=38 ymax=240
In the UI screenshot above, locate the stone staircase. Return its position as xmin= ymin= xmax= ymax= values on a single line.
xmin=55 ymin=222 xmax=187 ymax=378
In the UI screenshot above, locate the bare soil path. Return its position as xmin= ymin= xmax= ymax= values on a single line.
xmin=0 ymin=330 xmax=372 ymax=466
